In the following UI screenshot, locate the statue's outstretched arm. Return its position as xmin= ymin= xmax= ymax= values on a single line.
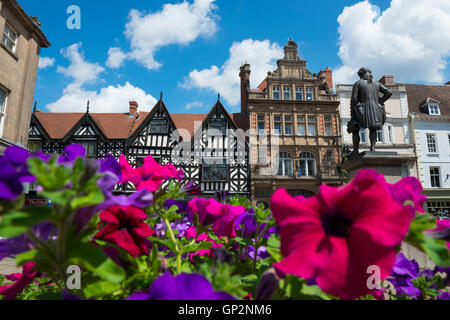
xmin=379 ymin=83 xmax=392 ymax=105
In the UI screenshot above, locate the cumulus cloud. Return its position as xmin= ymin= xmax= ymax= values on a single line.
xmin=46 ymin=82 xmax=157 ymax=113
xmin=106 ymin=47 xmax=127 ymax=69
xmin=109 ymin=0 xmax=218 ymax=70
xmin=334 ymin=0 xmax=450 ymax=85
xmin=46 ymin=43 xmax=157 ymax=113
xmin=185 ymin=101 xmax=203 ymax=110
xmin=38 ymin=57 xmax=55 ymax=69
xmin=182 ymin=39 xmax=283 ymax=107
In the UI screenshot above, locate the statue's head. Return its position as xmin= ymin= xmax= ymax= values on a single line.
xmin=358 ymin=67 xmax=373 ymax=81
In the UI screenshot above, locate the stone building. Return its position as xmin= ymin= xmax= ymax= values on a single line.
xmin=0 ymin=0 xmax=50 ymax=154
xmin=240 ymin=39 xmax=346 ymax=205
xmin=336 ymin=76 xmax=418 ymax=182
xmin=407 ymin=83 xmax=450 ymax=216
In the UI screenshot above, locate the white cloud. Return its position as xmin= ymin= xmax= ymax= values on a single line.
xmin=38 ymin=57 xmax=55 ymax=69
xmin=334 ymin=0 xmax=450 ymax=85
xmin=46 ymin=43 xmax=157 ymax=113
xmin=117 ymin=0 xmax=218 ymax=70
xmin=106 ymin=47 xmax=127 ymax=69
xmin=57 ymin=43 xmax=105 ymax=91
xmin=185 ymin=101 xmax=203 ymax=110
xmin=181 ymin=39 xmax=283 ymax=107
xmin=46 ymin=82 xmax=157 ymax=113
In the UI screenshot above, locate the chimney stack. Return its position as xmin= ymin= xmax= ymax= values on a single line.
xmin=129 ymin=101 xmax=138 ymax=117
xmin=239 ymin=63 xmax=251 ymax=119
xmin=318 ymin=67 xmax=333 ymax=91
xmin=379 ymin=75 xmax=395 ymax=85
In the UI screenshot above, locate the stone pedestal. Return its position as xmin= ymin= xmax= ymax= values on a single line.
xmin=342 ymin=151 xmax=416 ymax=184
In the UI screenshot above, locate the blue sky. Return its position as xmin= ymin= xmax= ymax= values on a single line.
xmin=20 ymin=0 xmax=450 ymax=114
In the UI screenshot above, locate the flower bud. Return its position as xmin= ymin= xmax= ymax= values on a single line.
xmin=255 ymin=268 xmax=279 ymax=300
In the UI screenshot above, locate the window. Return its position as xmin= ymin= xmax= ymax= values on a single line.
xmin=2 ymin=23 xmax=18 ymax=53
xmin=430 ymin=167 xmax=441 ymax=188
xmin=209 ymin=119 xmax=227 ymax=135
xmin=80 ymin=141 xmax=96 ymax=158
xmin=377 ymin=130 xmax=384 ymax=143
xmin=306 ymin=88 xmax=313 ymax=101
xmin=0 ymin=86 xmax=7 ymax=135
xmin=257 ymin=115 xmax=265 ymax=134
xmin=203 ymin=161 xmax=227 ymax=181
xmin=273 ymin=86 xmax=280 ymax=100
xmin=387 ymin=125 xmax=394 ymax=144
xmin=324 ymin=116 xmax=332 ymax=136
xmin=448 ymin=134 xmax=450 ymax=148
xmin=427 ymin=134 xmax=437 ymax=153
xmin=150 ymin=119 xmax=168 ymax=133
xmin=284 ymin=115 xmax=293 ymax=135
xmin=428 ymin=104 xmax=440 ymax=115
xmin=360 ymin=129 xmax=367 ymax=144
xmin=324 ymin=150 xmax=334 ymax=164
xmin=297 ymin=115 xmax=306 ymax=136
xmin=28 ymin=140 xmax=42 ymax=153
xmin=283 ymin=87 xmax=291 ymax=100
xmin=295 ymin=87 xmax=303 ymax=101
xmin=299 ymin=152 xmax=316 ymax=177
xmin=307 ymin=116 xmax=316 ymax=136
xmin=278 ymin=152 xmax=293 ymax=176
xmin=274 ymin=115 xmax=282 ymax=135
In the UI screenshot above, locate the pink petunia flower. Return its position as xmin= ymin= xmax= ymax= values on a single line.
xmin=185 ymin=226 xmax=223 ymax=262
xmin=0 ymin=262 xmax=39 ymax=300
xmin=188 ymin=198 xmax=245 ymax=238
xmin=119 ymin=154 xmax=184 ymax=192
xmin=95 ymin=205 xmax=155 ymax=257
xmin=270 ymin=169 xmax=414 ymax=300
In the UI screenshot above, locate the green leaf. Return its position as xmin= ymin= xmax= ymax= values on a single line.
xmin=68 ymin=244 xmax=125 ymax=283
xmin=148 ymin=237 xmax=177 ymax=253
xmin=41 ymin=190 xmax=76 ymax=207
xmin=300 ymin=284 xmax=335 ymax=300
xmin=83 ymin=281 xmax=121 ymax=299
xmin=71 ymin=157 xmax=85 ymax=189
xmin=0 ymin=207 xmax=54 ymax=237
xmin=180 ymin=241 xmax=212 ymax=255
xmin=405 ymin=214 xmax=450 ymax=267
xmin=15 ymin=249 xmax=40 ymax=266
xmin=70 ymin=178 xmax=104 ymax=210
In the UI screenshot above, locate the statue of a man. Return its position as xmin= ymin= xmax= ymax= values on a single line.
xmin=347 ymin=67 xmax=392 ymax=156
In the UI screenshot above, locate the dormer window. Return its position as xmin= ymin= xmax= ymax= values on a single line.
xmin=428 ymin=104 xmax=440 ymax=115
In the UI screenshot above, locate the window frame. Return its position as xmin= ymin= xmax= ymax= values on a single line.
xmin=273 ymin=86 xmax=280 ymax=100
xmin=149 ymin=119 xmax=169 ymax=134
xmin=79 ymin=140 xmax=97 ymax=158
xmin=257 ymin=115 xmax=265 ymax=134
xmin=202 ymin=159 xmax=228 ymax=182
xmin=297 ymin=115 xmax=306 ymax=136
xmin=283 ymin=87 xmax=291 ymax=100
xmin=2 ymin=22 xmax=18 ymax=53
xmin=28 ymin=140 xmax=42 ymax=153
xmin=305 ymin=87 xmax=313 ymax=101
xmin=0 ymin=85 xmax=8 ymax=137
xmin=307 ymin=115 xmax=317 ymax=136
xmin=273 ymin=115 xmax=282 ymax=135
xmin=284 ymin=115 xmax=293 ymax=135
xmin=426 ymin=133 xmax=437 ymax=153
xmin=277 ymin=151 xmax=294 ymax=177
xmin=295 ymin=87 xmax=303 ymax=101
xmin=428 ymin=104 xmax=441 ymax=115
xmin=324 ymin=116 xmax=332 ymax=136
xmin=299 ymin=152 xmax=317 ymax=177
xmin=360 ymin=129 xmax=367 ymax=144
xmin=430 ymin=167 xmax=441 ymax=188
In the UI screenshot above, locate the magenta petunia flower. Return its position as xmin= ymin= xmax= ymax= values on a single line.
xmin=188 ymin=198 xmax=245 ymax=238
xmin=185 ymin=226 xmax=223 ymax=262
xmin=127 ymin=273 xmax=235 ymax=300
xmin=270 ymin=169 xmax=414 ymax=300
xmin=0 ymin=262 xmax=39 ymax=300
xmin=386 ymin=176 xmax=427 ymax=215
xmin=95 ymin=205 xmax=155 ymax=257
xmin=119 ymin=154 xmax=184 ymax=192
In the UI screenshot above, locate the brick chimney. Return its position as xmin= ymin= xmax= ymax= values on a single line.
xmin=318 ymin=67 xmax=333 ymax=91
xmin=379 ymin=75 xmax=395 ymax=85
xmin=239 ymin=63 xmax=251 ymax=118
xmin=129 ymin=101 xmax=138 ymax=117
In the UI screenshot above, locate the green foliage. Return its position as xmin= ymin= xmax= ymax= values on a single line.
xmin=405 ymin=214 xmax=450 ymax=267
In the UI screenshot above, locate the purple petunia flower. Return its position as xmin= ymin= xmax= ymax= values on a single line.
xmin=165 ymin=199 xmax=188 ymax=215
xmin=247 ymin=245 xmax=270 ymax=260
xmin=235 ymin=209 xmax=279 ymax=239
xmin=58 ymin=145 xmax=86 ymax=165
xmin=389 ymin=253 xmax=422 ymax=298
xmin=437 ymin=291 xmax=450 ymax=300
xmin=0 ymin=146 xmax=35 ymax=200
xmin=127 ymin=273 xmax=235 ymax=300
xmin=0 ymin=222 xmax=54 ymax=261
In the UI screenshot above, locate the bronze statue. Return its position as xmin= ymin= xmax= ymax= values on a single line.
xmin=347 ymin=67 xmax=392 ymax=156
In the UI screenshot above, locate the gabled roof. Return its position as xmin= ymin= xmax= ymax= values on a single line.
xmin=31 ymin=100 xmax=249 ymax=142
xmin=404 ymin=84 xmax=450 ymax=117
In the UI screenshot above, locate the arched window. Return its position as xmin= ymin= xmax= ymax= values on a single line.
xmin=299 ymin=152 xmax=316 ymax=177
xmin=277 ymin=152 xmax=293 ymax=176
